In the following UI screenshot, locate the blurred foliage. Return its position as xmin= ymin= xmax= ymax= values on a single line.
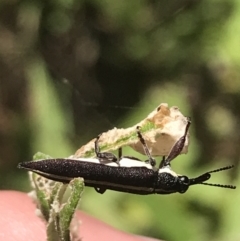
xmin=0 ymin=0 xmax=240 ymax=240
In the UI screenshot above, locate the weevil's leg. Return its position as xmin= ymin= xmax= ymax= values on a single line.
xmin=136 ymin=126 xmax=156 ymax=167
xmin=159 ymin=156 xmax=167 ymax=168
xmin=95 ymin=187 xmax=107 ymax=194
xmin=95 ymin=134 xmax=118 ymax=162
xmin=163 ymin=117 xmax=191 ymax=167
xmin=118 ymin=147 xmax=122 ymax=159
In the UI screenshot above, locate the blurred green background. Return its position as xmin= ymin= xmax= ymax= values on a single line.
xmin=0 ymin=0 xmax=240 ymax=240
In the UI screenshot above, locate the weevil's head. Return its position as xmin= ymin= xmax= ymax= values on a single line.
xmin=176 ymin=175 xmax=192 ymax=193
xmin=175 ymin=172 xmax=212 ymax=193
xmin=155 ymin=165 xmax=236 ymax=195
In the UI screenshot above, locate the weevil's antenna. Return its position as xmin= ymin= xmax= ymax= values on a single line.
xmin=189 ymin=165 xmax=236 ymax=189
xmin=206 ymin=165 xmax=234 ymax=174
xmin=199 ymin=182 xmax=236 ymax=189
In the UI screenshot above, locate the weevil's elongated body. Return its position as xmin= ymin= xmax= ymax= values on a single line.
xmin=17 ymin=157 xmax=236 ymax=194
xmin=18 ymin=158 xmax=189 ymax=194
xmin=18 ymin=118 xmax=236 ymax=194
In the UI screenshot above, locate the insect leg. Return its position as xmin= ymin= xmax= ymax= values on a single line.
xmin=136 ymin=126 xmax=156 ymax=167
xmin=162 ymin=117 xmax=191 ymax=167
xmin=159 ymin=156 xmax=167 ymax=168
xmin=118 ymin=147 xmax=122 ymax=159
xmin=95 ymin=134 xmax=118 ymax=162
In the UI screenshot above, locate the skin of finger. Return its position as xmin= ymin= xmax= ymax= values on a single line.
xmin=0 ymin=191 xmax=163 ymax=241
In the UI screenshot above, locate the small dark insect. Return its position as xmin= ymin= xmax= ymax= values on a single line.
xmin=18 ymin=118 xmax=236 ymax=195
